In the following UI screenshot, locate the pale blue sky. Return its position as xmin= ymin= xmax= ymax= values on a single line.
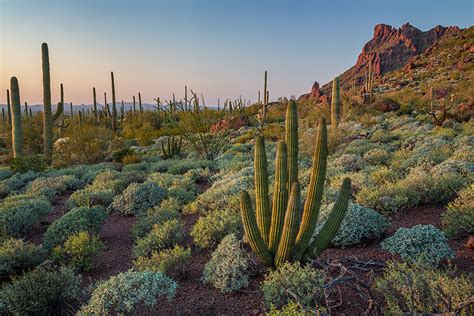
xmin=1 ymin=0 xmax=472 ymax=105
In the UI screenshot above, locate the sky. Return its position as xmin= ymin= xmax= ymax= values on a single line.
xmin=0 ymin=0 xmax=472 ymax=105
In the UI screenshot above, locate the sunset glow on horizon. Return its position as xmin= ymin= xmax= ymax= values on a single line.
xmin=1 ymin=0 xmax=472 ymax=105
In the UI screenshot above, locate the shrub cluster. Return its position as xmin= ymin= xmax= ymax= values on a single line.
xmin=381 ymin=225 xmax=454 ymax=265
xmin=202 ymin=234 xmax=249 ymax=293
xmin=0 ymin=238 xmax=45 ymax=278
xmin=43 ymin=206 xmax=107 ymax=251
xmin=79 ymin=270 xmax=177 ymax=314
xmin=133 ymin=219 xmax=185 ymax=258
xmin=134 ymin=245 xmax=191 ymax=277
xmin=110 ymin=181 xmax=167 ymax=215
xmin=442 ymin=184 xmax=474 ymax=239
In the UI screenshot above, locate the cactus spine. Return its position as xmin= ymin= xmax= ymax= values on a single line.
xmin=10 ymin=77 xmax=23 ymax=158
xmin=240 ymin=101 xmax=351 ymax=267
xmin=331 ymin=76 xmax=341 ymax=131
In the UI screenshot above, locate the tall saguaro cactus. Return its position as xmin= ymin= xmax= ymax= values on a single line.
xmin=331 ymin=76 xmax=341 ymax=131
xmin=6 ymin=89 xmax=12 ymax=126
xmin=111 ymin=72 xmax=117 ymax=132
xmin=10 ymin=77 xmax=23 ymax=158
xmin=93 ymin=87 xmax=98 ymax=121
xmin=240 ymin=101 xmax=351 ymax=267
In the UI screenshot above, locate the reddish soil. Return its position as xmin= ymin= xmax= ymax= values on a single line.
xmin=25 ymin=190 xmax=74 ymax=245
xmin=153 ymin=211 xmax=265 ymax=315
xmin=82 ymin=212 xmax=136 ymax=285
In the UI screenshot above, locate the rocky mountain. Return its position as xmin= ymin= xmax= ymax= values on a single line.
xmin=299 ymin=22 xmax=466 ymax=101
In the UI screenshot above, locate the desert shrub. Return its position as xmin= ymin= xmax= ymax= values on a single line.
xmin=91 ymin=169 xmax=146 ymax=194
xmin=78 ymin=270 xmax=176 ymax=315
xmin=184 ymin=166 xmax=253 ymax=214
xmin=0 ymin=171 xmax=38 ymax=198
xmin=191 ymin=208 xmax=242 ymax=249
xmin=0 ymin=168 xmax=14 ymax=181
xmin=111 ymin=147 xmax=136 ymax=163
xmin=23 ymin=175 xmax=82 ymax=200
xmin=121 ymin=153 xmax=141 ymax=165
xmin=148 ymin=158 xmax=216 ymax=175
xmin=110 ymin=181 xmax=167 ymax=215
xmin=261 ymin=262 xmax=326 ymax=309
xmin=315 ymin=202 xmax=389 ymax=248
xmin=0 ymin=198 xmax=52 ymax=237
xmin=45 ymin=163 xmax=117 ymax=185
xmin=268 ymin=301 xmax=327 ymax=315
xmin=202 ymin=234 xmax=249 ymax=293
xmin=0 ymin=263 xmax=81 ymax=315
xmin=369 ymin=129 xmax=399 ymax=143
xmin=9 ymin=155 xmax=47 ymax=173
xmin=134 ymin=245 xmax=191 ymax=277
xmin=133 ymin=219 xmax=185 ymax=258
xmin=442 ymin=184 xmax=474 ymax=239
xmin=381 ymin=225 xmax=454 ymax=265
xmin=0 ymin=238 xmax=45 ymax=278
xmin=375 ymin=260 xmax=474 ymax=314
xmin=52 ymin=231 xmax=104 ymax=271
xmin=343 ymin=139 xmax=379 ymax=156
xmin=132 ymin=198 xmax=181 ymax=239
xmin=54 ymin=125 xmax=114 ymax=165
xmin=66 ymin=188 xmax=115 ymax=209
xmin=330 ymin=154 xmax=367 ymax=172
xmin=363 ymin=148 xmax=391 ymax=165
xmin=43 ymin=206 xmax=107 ymax=251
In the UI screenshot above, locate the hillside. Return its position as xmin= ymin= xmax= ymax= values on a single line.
xmin=299 ymin=23 xmax=473 ymax=105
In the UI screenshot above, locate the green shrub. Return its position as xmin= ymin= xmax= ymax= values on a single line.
xmin=79 ymin=270 xmax=177 ymax=314
xmin=132 ymin=198 xmax=181 ymax=239
xmin=261 ymin=262 xmax=326 ymax=309
xmin=190 ymin=208 xmax=242 ymax=249
xmin=0 ymin=168 xmax=14 ymax=181
xmin=375 ymin=260 xmax=474 ymax=314
xmin=330 ymin=154 xmax=367 ymax=172
xmin=9 ymin=156 xmax=47 ymax=173
xmin=66 ymin=188 xmax=115 ymax=209
xmin=0 ymin=238 xmax=45 ymax=278
xmin=52 ymin=231 xmax=104 ymax=271
xmin=111 ymin=147 xmax=136 ymax=163
xmin=315 ymin=202 xmax=389 ymax=248
xmin=0 ymin=171 xmax=38 ymax=198
xmin=268 ymin=301 xmax=326 ymax=315
xmin=442 ymin=184 xmax=474 ymax=239
xmin=0 ymin=263 xmax=81 ymax=315
xmin=202 ymin=234 xmax=249 ymax=293
xmin=134 ymin=245 xmax=190 ymax=277
xmin=43 ymin=206 xmax=107 ymax=251
xmin=381 ymin=225 xmax=454 ymax=265
xmin=363 ymin=148 xmax=391 ymax=165
xmin=90 ymin=169 xmax=146 ymax=194
xmin=133 ymin=219 xmax=185 ymax=258
xmin=0 ymin=198 xmax=52 ymax=237
xmin=110 ymin=181 xmax=167 ymax=215
xmin=23 ymin=175 xmax=81 ymax=201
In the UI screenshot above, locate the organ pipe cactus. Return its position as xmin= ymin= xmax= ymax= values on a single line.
xmin=161 ymin=135 xmax=183 ymax=159
xmin=240 ymin=101 xmax=351 ymax=267
xmin=331 ymin=76 xmax=341 ymax=131
xmin=10 ymin=77 xmax=23 ymax=158
xmin=6 ymin=89 xmax=12 ymax=126
xmin=42 ymin=43 xmax=63 ymax=164
xmin=93 ymin=87 xmax=98 ymax=121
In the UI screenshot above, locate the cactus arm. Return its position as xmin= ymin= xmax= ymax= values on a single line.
xmin=274 ymin=182 xmax=300 ymax=267
xmin=254 ymin=136 xmax=271 ymax=244
xmin=286 ymin=100 xmax=298 ymax=191
xmin=111 ymin=72 xmax=117 ymax=131
xmin=294 ymin=117 xmax=328 ymax=260
xmin=269 ymin=141 xmax=288 ymax=254
xmin=10 ymin=77 xmax=23 ymax=158
xmin=240 ymin=191 xmax=273 ymax=266
xmin=52 ymin=83 xmax=64 ymax=121
xmin=304 ymin=178 xmax=351 ymax=259
xmin=6 ymin=89 xmax=12 ymax=126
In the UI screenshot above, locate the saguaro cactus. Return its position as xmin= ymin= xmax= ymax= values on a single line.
xmin=10 ymin=77 xmax=23 ymax=158
xmin=6 ymin=89 xmax=12 ymax=126
xmin=331 ymin=76 xmax=341 ymax=131
xmin=111 ymin=72 xmax=117 ymax=132
xmin=240 ymin=101 xmax=351 ymax=267
xmin=139 ymin=92 xmax=143 ymax=112
xmin=42 ymin=43 xmax=63 ymax=164
xmin=93 ymin=87 xmax=98 ymax=121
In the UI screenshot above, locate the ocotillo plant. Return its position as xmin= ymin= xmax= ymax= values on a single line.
xmin=240 ymin=101 xmax=351 ymax=267
xmin=331 ymin=76 xmax=341 ymax=131
xmin=111 ymin=72 xmax=117 ymax=132
xmin=42 ymin=43 xmax=63 ymax=164
xmin=10 ymin=77 xmax=23 ymax=158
